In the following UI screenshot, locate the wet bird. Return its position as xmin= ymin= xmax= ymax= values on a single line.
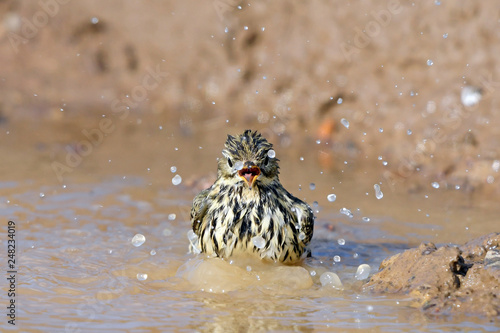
xmin=190 ymin=130 xmax=314 ymax=263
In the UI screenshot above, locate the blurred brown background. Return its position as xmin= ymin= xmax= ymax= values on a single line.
xmin=1 ymin=0 xmax=499 ymax=195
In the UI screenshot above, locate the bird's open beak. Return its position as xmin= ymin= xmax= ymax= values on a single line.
xmin=238 ymin=166 xmax=260 ymax=189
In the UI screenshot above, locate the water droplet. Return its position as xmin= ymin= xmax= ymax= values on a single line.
xmin=137 ymin=273 xmax=148 ymax=281
xmin=443 ymin=33 xmax=448 ymax=38
xmin=334 ymin=255 xmax=341 ymax=262
xmin=340 ymin=207 xmax=353 ymax=218
xmin=340 ymin=118 xmax=350 ymax=128
xmin=299 ymin=156 xmax=304 ymax=161
xmin=492 ymin=160 xmax=500 ymax=172
xmin=224 ymin=27 xmax=228 ymax=33
xmin=172 ymin=174 xmax=182 ymax=185
xmin=251 ymin=236 xmax=266 ymax=249
xmin=355 ymin=264 xmax=371 ymax=280
xmin=487 ymin=175 xmax=494 ymax=184
xmin=327 ymin=194 xmax=337 ymax=202
xmin=427 ymin=59 xmax=434 ymax=66
xmin=337 ymin=97 xmax=343 ymax=104
xmin=320 ymin=272 xmax=343 ymax=289
xmin=246 ymin=265 xmax=252 ymax=272
xmin=299 ymin=232 xmax=306 ymax=240
xmin=362 ymin=216 xmax=371 ymax=222
xmin=170 ymin=166 xmax=177 ymax=173
xmin=374 ymin=184 xmax=384 ymax=199
xmin=316 ymin=140 xmax=321 ymax=144
xmin=187 ymin=229 xmax=197 ymax=241
xmin=90 ymin=17 xmax=99 ymax=24
xmin=267 ymin=149 xmax=276 ymax=158
xmin=461 ymin=86 xmax=482 ymax=107
xmin=168 ymin=214 xmax=176 ymax=220
xmin=233 ymin=161 xmax=244 ymax=171
xmin=39 ymin=192 xmax=45 ymax=198
xmin=162 ymin=228 xmax=172 ymax=236
xmin=379 ymin=128 xmax=384 ymax=133
xmin=310 ymin=270 xmax=316 ymax=276
xmin=407 ymin=129 xmax=412 ymax=135
xmin=338 ymin=239 xmax=345 ymax=246
xmin=309 ymin=183 xmax=316 ymax=190
xmin=131 ymin=234 xmax=146 ymax=247
xmin=431 ymin=181 xmax=440 ymax=189
xmin=150 ymin=249 xmax=156 ymax=256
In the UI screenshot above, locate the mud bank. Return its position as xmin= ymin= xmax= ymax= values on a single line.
xmin=364 ymin=233 xmax=500 ymax=317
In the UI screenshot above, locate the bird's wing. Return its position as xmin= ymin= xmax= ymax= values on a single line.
xmin=191 ymin=187 xmax=211 ymax=236
xmin=299 ymin=203 xmax=314 ymax=245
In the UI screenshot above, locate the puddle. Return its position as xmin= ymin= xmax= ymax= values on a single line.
xmin=3 ymin=170 xmax=499 ymax=331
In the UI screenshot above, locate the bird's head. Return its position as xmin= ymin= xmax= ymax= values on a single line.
xmin=218 ymin=130 xmax=280 ymax=189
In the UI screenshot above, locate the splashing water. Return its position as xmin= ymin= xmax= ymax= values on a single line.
xmin=374 ymin=184 xmax=383 ymax=199
xmin=172 ymin=174 xmax=182 ymax=185
xmin=233 ymin=161 xmax=244 ymax=171
xmin=137 ymin=273 xmax=148 ymax=281
xmin=327 ymin=194 xmax=337 ymax=202
xmin=251 ymin=236 xmax=266 ymax=249
xmin=320 ymin=272 xmax=343 ymax=289
xmin=355 ymin=264 xmax=371 ymax=280
xmin=340 ymin=118 xmax=350 ymax=129
xmin=340 ymin=207 xmax=353 ymax=218
xmin=131 ymin=234 xmax=146 ymax=247
xmin=187 ymin=230 xmax=200 ymax=254
xmin=461 ymin=86 xmax=482 ymax=107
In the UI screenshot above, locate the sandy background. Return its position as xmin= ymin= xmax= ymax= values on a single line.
xmin=1 ymin=0 xmax=500 ymax=196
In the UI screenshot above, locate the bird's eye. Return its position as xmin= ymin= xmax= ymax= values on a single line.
xmin=227 ymin=158 xmax=233 ymax=168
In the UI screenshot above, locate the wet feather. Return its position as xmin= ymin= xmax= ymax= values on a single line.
xmin=190 ymin=130 xmax=314 ymax=263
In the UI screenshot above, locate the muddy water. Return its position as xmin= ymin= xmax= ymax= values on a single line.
xmin=2 ymin=122 xmax=500 ymax=332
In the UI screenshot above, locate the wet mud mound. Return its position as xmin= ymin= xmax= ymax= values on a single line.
xmin=364 ymin=233 xmax=500 ymax=317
